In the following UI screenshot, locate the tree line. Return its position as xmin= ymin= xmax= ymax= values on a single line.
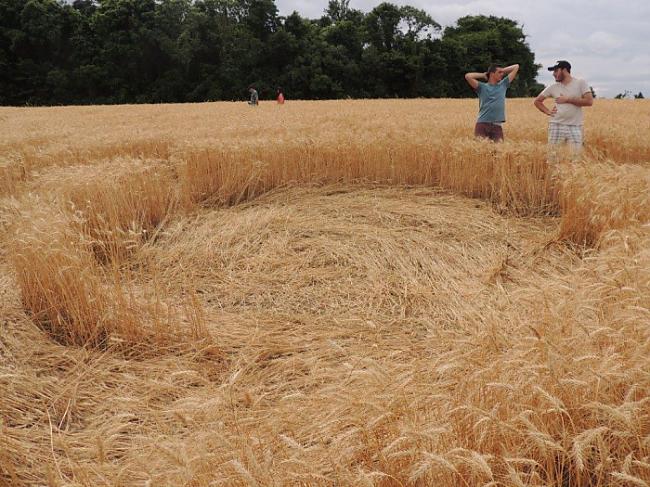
xmin=0 ymin=0 xmax=544 ymax=105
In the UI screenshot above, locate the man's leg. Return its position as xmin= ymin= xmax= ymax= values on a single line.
xmin=566 ymin=125 xmax=584 ymax=161
xmin=490 ymin=124 xmax=504 ymax=142
xmin=547 ymin=123 xmax=562 ymax=164
xmin=474 ymin=123 xmax=489 ymax=139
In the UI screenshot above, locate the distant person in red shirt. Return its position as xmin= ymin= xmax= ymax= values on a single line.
xmin=276 ymin=87 xmax=285 ymax=104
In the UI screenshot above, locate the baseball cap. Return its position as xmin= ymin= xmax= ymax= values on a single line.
xmin=548 ymin=60 xmax=571 ymax=71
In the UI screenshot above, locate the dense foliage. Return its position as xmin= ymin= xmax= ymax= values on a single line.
xmin=0 ymin=0 xmax=543 ymax=105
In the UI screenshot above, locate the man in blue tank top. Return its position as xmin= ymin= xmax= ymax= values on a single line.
xmin=465 ymin=64 xmax=520 ymax=141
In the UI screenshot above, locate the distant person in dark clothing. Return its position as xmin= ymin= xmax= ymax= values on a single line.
xmin=465 ymin=63 xmax=520 ymax=141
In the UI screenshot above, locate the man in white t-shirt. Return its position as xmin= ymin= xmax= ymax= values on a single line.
xmin=534 ymin=60 xmax=593 ymax=155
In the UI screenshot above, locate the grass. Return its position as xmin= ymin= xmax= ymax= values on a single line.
xmin=0 ymin=99 xmax=649 ymax=486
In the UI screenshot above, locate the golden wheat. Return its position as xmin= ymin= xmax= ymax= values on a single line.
xmin=1 ymin=99 xmax=649 ymax=486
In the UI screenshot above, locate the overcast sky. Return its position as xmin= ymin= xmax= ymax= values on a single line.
xmin=275 ymin=0 xmax=650 ymax=98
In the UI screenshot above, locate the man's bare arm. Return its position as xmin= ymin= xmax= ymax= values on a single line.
xmin=534 ymin=94 xmax=556 ymax=116
xmin=503 ymin=64 xmax=520 ymax=82
xmin=556 ymin=92 xmax=594 ymax=107
xmin=464 ymin=72 xmax=486 ymax=90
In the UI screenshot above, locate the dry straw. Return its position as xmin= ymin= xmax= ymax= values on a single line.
xmin=1 ymin=99 xmax=649 ymax=486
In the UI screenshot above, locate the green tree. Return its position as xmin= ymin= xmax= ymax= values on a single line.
xmin=325 ymin=0 xmax=350 ymax=23
xmin=400 ymin=5 xmax=440 ymax=40
xmin=0 ymin=0 xmax=542 ymax=105
xmin=363 ymin=2 xmax=402 ymax=52
xmin=0 ymin=0 xmax=75 ymax=104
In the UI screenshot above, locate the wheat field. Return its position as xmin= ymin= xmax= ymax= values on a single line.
xmin=1 ymin=99 xmax=649 ymax=486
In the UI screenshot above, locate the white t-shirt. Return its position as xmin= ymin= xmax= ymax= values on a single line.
xmin=540 ymin=78 xmax=590 ymax=126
